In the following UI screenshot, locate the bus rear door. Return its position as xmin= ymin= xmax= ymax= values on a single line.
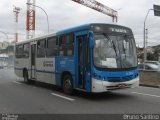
xmin=31 ymin=43 xmax=36 ymax=79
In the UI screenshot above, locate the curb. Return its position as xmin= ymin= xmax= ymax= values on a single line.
xmin=140 ymin=84 xmax=160 ymax=88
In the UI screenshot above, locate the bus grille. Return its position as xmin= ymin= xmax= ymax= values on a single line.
xmin=107 ymin=75 xmax=133 ymax=82
xmin=106 ymin=84 xmax=132 ymax=90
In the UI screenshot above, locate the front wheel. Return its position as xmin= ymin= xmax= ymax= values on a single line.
xmin=62 ymin=75 xmax=73 ymax=95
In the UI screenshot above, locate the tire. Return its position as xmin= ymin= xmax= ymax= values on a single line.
xmin=62 ymin=75 xmax=73 ymax=95
xmin=23 ymin=70 xmax=29 ymax=84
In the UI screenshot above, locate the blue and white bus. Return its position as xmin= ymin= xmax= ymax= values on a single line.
xmin=14 ymin=23 xmax=139 ymax=94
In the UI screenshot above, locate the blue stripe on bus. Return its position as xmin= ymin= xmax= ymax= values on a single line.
xmin=36 ymin=70 xmax=55 ymax=74
xmin=14 ymin=67 xmax=75 ymax=76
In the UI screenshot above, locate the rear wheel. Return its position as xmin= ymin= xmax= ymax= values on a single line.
xmin=62 ymin=75 xmax=73 ymax=95
xmin=23 ymin=70 xmax=30 ymax=84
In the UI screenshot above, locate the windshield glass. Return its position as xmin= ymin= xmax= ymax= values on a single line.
xmin=93 ymin=33 xmax=137 ymax=69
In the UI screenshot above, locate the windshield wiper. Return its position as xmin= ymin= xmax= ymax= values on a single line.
xmin=123 ymin=35 xmax=130 ymax=59
xmin=122 ymin=43 xmax=127 ymax=59
xmin=103 ymin=34 xmax=118 ymax=57
xmin=111 ymin=40 xmax=118 ymax=57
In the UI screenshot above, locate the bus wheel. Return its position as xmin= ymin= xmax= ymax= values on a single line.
xmin=62 ymin=75 xmax=73 ymax=95
xmin=24 ymin=70 xmax=29 ymax=84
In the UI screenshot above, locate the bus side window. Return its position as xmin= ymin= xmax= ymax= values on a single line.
xmin=15 ymin=45 xmax=19 ymax=58
xmin=16 ymin=45 xmax=23 ymax=58
xmin=23 ymin=43 xmax=29 ymax=58
xmin=59 ymin=35 xmax=66 ymax=56
xmin=59 ymin=33 xmax=74 ymax=56
xmin=46 ymin=37 xmax=57 ymax=57
xmin=67 ymin=33 xmax=74 ymax=56
xmin=37 ymin=39 xmax=46 ymax=58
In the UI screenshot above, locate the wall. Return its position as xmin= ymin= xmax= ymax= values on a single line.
xmin=139 ymin=70 xmax=160 ymax=87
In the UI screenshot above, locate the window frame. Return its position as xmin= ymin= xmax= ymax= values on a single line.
xmin=46 ymin=36 xmax=58 ymax=57
xmin=15 ymin=44 xmax=23 ymax=58
xmin=59 ymin=33 xmax=74 ymax=56
xmin=37 ymin=39 xmax=46 ymax=58
xmin=23 ymin=43 xmax=30 ymax=58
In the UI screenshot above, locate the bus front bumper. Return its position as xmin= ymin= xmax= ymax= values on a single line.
xmin=91 ymin=77 xmax=139 ymax=93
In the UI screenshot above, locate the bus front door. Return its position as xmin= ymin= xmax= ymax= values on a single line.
xmin=76 ymin=33 xmax=91 ymax=92
xmin=31 ymin=44 xmax=36 ymax=79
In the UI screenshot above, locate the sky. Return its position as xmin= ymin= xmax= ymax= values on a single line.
xmin=0 ymin=0 xmax=160 ymax=47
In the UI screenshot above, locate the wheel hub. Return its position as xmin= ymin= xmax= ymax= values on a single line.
xmin=65 ymin=79 xmax=71 ymax=89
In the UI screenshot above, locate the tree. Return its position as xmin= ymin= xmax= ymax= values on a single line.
xmin=153 ymin=48 xmax=160 ymax=61
xmin=147 ymin=53 xmax=155 ymax=61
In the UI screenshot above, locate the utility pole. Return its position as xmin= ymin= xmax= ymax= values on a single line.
xmin=145 ymin=29 xmax=148 ymax=48
xmin=26 ymin=0 xmax=36 ymax=39
xmin=145 ymin=28 xmax=148 ymax=60
xmin=13 ymin=6 xmax=21 ymax=43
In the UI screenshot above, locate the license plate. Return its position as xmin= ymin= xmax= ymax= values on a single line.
xmin=118 ymin=84 xmax=126 ymax=88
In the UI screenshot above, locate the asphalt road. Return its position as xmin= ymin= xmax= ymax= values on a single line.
xmin=0 ymin=68 xmax=160 ymax=114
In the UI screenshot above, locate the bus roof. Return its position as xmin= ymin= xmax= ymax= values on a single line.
xmin=16 ymin=33 xmax=56 ymax=45
xmin=56 ymin=23 xmax=131 ymax=35
xmin=16 ymin=23 xmax=131 ymax=45
xmin=56 ymin=24 xmax=91 ymax=35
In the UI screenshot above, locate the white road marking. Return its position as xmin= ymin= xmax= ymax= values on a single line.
xmin=51 ymin=93 xmax=75 ymax=101
xmin=132 ymin=92 xmax=160 ymax=98
xmin=12 ymin=81 xmax=22 ymax=85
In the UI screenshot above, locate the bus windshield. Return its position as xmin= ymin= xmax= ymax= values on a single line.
xmin=93 ymin=33 xmax=137 ymax=69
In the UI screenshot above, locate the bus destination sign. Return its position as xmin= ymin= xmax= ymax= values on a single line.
xmin=110 ymin=27 xmax=127 ymax=33
xmin=92 ymin=24 xmax=132 ymax=35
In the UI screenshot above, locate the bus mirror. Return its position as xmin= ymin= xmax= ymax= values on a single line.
xmin=88 ymin=31 xmax=95 ymax=48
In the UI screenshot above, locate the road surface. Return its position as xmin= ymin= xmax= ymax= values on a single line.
xmin=0 ymin=68 xmax=160 ymax=114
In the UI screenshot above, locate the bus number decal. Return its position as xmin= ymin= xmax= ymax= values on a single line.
xmin=43 ymin=61 xmax=53 ymax=67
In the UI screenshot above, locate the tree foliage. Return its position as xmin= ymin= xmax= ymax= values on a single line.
xmin=138 ymin=47 xmax=160 ymax=61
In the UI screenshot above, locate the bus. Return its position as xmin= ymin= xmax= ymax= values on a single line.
xmin=0 ymin=54 xmax=8 ymax=69
xmin=14 ymin=23 xmax=139 ymax=94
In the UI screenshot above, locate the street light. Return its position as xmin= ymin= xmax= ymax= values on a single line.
xmin=143 ymin=7 xmax=160 ymax=70
xmin=143 ymin=9 xmax=152 ymax=70
xmin=26 ymin=3 xmax=50 ymax=34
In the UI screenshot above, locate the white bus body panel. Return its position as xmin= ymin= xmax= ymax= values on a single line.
xmin=35 ymin=58 xmax=56 ymax=85
xmin=14 ymin=58 xmax=30 ymax=78
xmin=91 ymin=76 xmax=139 ymax=93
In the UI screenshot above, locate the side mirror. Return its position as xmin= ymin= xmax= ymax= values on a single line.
xmin=88 ymin=31 xmax=95 ymax=48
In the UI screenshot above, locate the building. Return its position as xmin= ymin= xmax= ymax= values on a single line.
xmin=0 ymin=41 xmax=14 ymax=66
xmin=0 ymin=42 xmax=3 ymax=49
xmin=0 ymin=41 xmax=9 ymax=50
xmin=146 ymin=46 xmax=154 ymax=54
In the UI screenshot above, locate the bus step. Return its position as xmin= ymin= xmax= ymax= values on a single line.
xmin=30 ymin=78 xmax=36 ymax=81
xmin=75 ymin=88 xmax=86 ymax=92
